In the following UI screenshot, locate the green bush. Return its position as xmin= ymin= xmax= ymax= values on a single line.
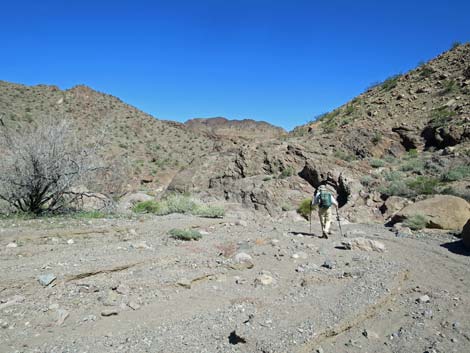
xmin=370 ymin=159 xmax=385 ymax=168
xmin=279 ymin=166 xmax=295 ymax=179
xmin=379 ymin=181 xmax=411 ymax=198
xmin=193 ymin=205 xmax=225 ymax=218
xmin=399 ymin=159 xmax=425 ymax=172
xmin=406 ymin=176 xmax=440 ymax=195
xmin=429 ymin=107 xmax=456 ymax=127
xmin=73 ymin=211 xmax=107 ymax=219
xmin=441 ymin=80 xmax=458 ymax=95
xmin=334 ymin=149 xmax=356 ymax=162
xmin=403 ymin=214 xmax=428 ymax=230
xmin=168 ymin=228 xmax=202 ymax=241
xmin=360 ymin=175 xmax=374 ymax=186
xmin=132 ymin=200 xmax=161 ymax=213
xmin=162 ymin=194 xmax=198 ymax=214
xmin=297 ymin=198 xmax=313 ymax=220
xmin=381 ymin=74 xmax=401 ymax=91
xmin=372 ymin=133 xmax=382 ymax=144
xmin=441 ymin=165 xmax=470 ymax=182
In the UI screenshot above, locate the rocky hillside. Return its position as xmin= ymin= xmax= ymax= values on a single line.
xmin=170 ymin=44 xmax=470 ymax=222
xmin=0 ymin=81 xmax=218 ymax=190
xmin=185 ymin=117 xmax=286 ymax=140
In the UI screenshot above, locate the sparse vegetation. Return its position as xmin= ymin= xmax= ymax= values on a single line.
xmin=403 ymin=214 xmax=428 ymax=230
xmin=132 ymin=194 xmax=224 ymax=218
xmin=441 ymin=165 xmax=470 ymax=182
xmin=381 ymin=74 xmax=401 ymax=91
xmin=279 ymin=166 xmax=295 ymax=179
xmin=429 ymin=107 xmax=456 ymax=127
xmin=372 ymin=133 xmax=382 ymax=144
xmin=297 ymin=198 xmax=313 ymax=220
xmin=0 ymin=118 xmax=103 ymax=215
xmin=406 ymin=176 xmax=440 ymax=195
xmin=440 ymin=80 xmax=458 ymax=95
xmin=168 ymin=228 xmax=202 ymax=241
xmin=334 ymin=149 xmax=356 ymax=162
xmin=370 ymin=159 xmax=385 ymax=168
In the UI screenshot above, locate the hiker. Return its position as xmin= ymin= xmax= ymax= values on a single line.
xmin=312 ymin=184 xmax=338 ymax=238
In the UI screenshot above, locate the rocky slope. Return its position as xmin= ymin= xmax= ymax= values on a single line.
xmin=185 ymin=117 xmax=286 ymax=140
xmin=169 ymin=44 xmax=470 ymax=223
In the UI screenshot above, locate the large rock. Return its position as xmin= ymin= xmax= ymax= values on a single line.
xmin=380 ymin=196 xmax=412 ymax=219
xmin=342 ymin=237 xmax=386 ymax=252
xmin=462 ymin=219 xmax=470 ymax=249
xmin=393 ymin=195 xmax=470 ymax=230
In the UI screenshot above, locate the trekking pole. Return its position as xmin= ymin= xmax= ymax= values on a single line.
xmin=309 ymin=202 xmax=312 ymax=234
xmin=336 ymin=206 xmax=344 ymax=237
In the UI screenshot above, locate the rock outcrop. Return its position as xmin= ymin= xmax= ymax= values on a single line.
xmin=392 ymin=195 xmax=470 ymax=230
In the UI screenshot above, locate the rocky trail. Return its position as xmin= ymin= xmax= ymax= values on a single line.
xmin=1 ymin=209 xmax=469 ymax=353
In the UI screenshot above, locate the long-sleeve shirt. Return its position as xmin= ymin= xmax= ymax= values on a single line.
xmin=313 ymin=191 xmax=338 ymax=207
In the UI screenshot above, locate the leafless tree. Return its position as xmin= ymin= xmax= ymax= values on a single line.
xmin=0 ymin=116 xmax=104 ymax=214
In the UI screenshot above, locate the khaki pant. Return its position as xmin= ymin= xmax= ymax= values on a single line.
xmin=318 ymin=207 xmax=332 ymax=234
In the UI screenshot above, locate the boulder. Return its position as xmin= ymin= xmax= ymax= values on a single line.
xmin=380 ymin=196 xmax=412 ymax=218
xmin=462 ymin=219 xmax=470 ymax=249
xmin=342 ymin=237 xmax=386 ymax=252
xmin=393 ymin=195 xmax=470 ymax=230
xmin=117 ymin=192 xmax=154 ymax=213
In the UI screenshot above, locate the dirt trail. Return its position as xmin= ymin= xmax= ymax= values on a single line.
xmin=0 ymin=213 xmax=469 ymax=353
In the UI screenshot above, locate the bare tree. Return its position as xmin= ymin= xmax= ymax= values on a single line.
xmin=0 ymin=117 xmax=103 ymax=214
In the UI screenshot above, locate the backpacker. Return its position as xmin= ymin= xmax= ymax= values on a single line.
xmin=319 ymin=191 xmax=332 ymax=208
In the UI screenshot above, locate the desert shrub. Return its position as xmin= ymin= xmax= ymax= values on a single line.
xmin=381 ymin=74 xmax=401 ymax=91
xmin=440 ymin=187 xmax=470 ymax=202
xmin=379 ymin=182 xmax=411 ymax=198
xmin=297 ymin=198 xmax=313 ymax=220
xmin=429 ymin=107 xmax=456 ymax=127
xmin=441 ymin=165 xmax=470 ymax=182
xmin=0 ymin=118 xmax=102 ymax=215
xmin=399 ymin=159 xmax=425 ymax=172
xmin=279 ymin=166 xmax=295 ymax=179
xmin=168 ymin=228 xmax=202 ymax=241
xmin=162 ymin=194 xmax=198 ymax=214
xmin=344 ymin=104 xmax=355 ymax=115
xmin=451 ymin=41 xmax=461 ymax=49
xmin=419 ymin=64 xmax=435 ymax=78
xmin=370 ymin=159 xmax=385 ymax=168
xmin=262 ymin=176 xmax=272 ymax=182
xmin=133 ymin=200 xmax=161 ymax=213
xmin=406 ymin=176 xmax=440 ymax=195
xmin=193 ymin=205 xmax=225 ymax=218
xmin=403 ymin=214 xmax=428 ymax=230
xmin=334 ymin=149 xmax=355 ymax=162
xmin=372 ymin=133 xmax=382 ymax=144
xmin=360 ymin=175 xmax=374 ymax=186
xmin=441 ymin=80 xmax=458 ymax=95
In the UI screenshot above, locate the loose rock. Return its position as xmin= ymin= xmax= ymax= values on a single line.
xmin=38 ymin=274 xmax=57 ymax=287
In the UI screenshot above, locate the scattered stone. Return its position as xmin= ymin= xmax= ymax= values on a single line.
xmin=101 ymin=309 xmax=119 ymax=317
xmin=67 ymin=239 xmax=74 ymax=244
xmin=236 ymin=220 xmax=248 ymax=227
xmin=82 ymin=314 xmax=97 ymax=322
xmin=127 ymin=301 xmax=141 ymax=310
xmin=0 ymin=295 xmax=25 ymax=310
xmin=177 ymin=278 xmax=192 ymax=289
xmin=115 ymin=283 xmax=130 ymax=295
xmin=130 ymin=241 xmax=151 ymax=250
xmin=56 ymin=309 xmax=69 ymax=326
xmin=254 ymin=273 xmax=274 ymax=286
xmin=418 ymin=295 xmax=430 ymax=303
xmin=322 ymin=260 xmax=336 ymax=269
xmin=342 ymin=237 xmax=385 ymax=252
xmin=292 ymin=252 xmax=308 ymax=260
xmin=38 ymin=273 xmax=57 ymax=287
xmin=6 ymin=242 xmax=18 ymax=248
xmin=0 ymin=320 xmax=9 ymax=329
xmin=423 ymin=309 xmax=433 ymax=319
xmin=362 ymin=329 xmax=379 ymax=339
xmin=315 ymin=347 xmax=324 ymax=353
xmin=232 ymin=252 xmax=254 ymax=270
xmin=49 ymin=303 xmax=59 ymax=310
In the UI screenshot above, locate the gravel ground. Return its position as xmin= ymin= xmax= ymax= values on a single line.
xmin=0 ymin=209 xmax=469 ymax=353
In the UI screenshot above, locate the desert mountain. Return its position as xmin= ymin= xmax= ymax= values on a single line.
xmin=0 ymin=44 xmax=469 ymax=221
xmin=169 ymin=44 xmax=470 ymax=221
xmin=185 ymin=117 xmax=286 ymax=140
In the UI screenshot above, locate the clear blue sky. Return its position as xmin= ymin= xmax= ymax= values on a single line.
xmin=1 ymin=0 xmax=469 ymax=130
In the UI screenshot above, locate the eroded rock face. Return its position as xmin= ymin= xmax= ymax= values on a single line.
xmin=392 ymin=195 xmax=470 ymax=230
xmin=380 ymin=196 xmax=412 ymax=219
xmin=462 ymin=219 xmax=470 ymax=249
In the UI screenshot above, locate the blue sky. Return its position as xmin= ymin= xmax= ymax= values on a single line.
xmin=1 ymin=0 xmax=469 ymax=130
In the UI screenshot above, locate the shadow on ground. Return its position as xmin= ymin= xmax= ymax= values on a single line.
xmin=440 ymin=239 xmax=470 ymax=256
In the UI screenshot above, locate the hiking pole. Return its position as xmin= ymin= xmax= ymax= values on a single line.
xmin=336 ymin=206 xmax=344 ymax=237
xmin=309 ymin=202 xmax=312 ymax=234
